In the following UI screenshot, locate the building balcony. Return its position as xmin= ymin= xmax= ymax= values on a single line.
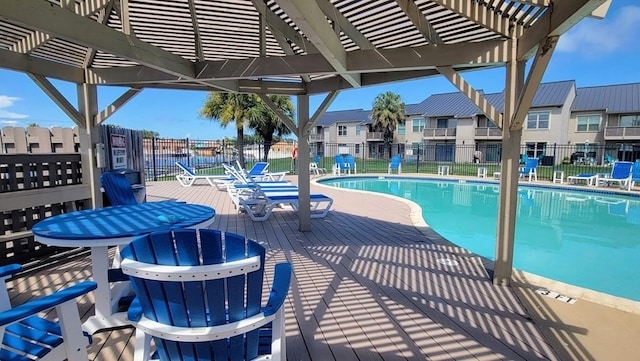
xmin=366 ymin=132 xmax=384 ymax=141
xmin=423 ymin=128 xmax=456 ymax=139
xmin=475 ymin=127 xmax=502 ymax=139
xmin=604 ymin=126 xmax=640 ymax=140
xmin=309 ymin=133 xmax=324 ymax=142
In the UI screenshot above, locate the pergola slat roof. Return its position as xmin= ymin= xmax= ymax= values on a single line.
xmin=0 ymin=0 xmax=573 ymax=95
xmin=0 ymin=0 xmax=609 ymax=282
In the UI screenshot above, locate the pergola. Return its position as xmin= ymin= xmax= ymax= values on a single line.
xmin=0 ymin=0 xmax=610 ymax=286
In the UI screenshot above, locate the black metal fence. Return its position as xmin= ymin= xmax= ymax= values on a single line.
xmin=145 ymin=138 xmax=640 ymax=182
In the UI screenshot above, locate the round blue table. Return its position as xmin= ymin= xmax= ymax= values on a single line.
xmin=33 ymin=201 xmax=216 ymax=334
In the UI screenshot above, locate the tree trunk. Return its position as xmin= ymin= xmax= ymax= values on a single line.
xmin=263 ymin=135 xmax=273 ymax=162
xmin=237 ymin=127 xmax=245 ymax=167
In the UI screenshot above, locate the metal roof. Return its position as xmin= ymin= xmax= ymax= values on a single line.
xmin=572 ymin=82 xmax=640 ymax=113
xmin=318 ymin=79 xmax=608 ymax=125
xmin=482 ymin=80 xmax=576 ymax=112
xmin=0 ymin=0 xmax=603 ymax=96
xmin=315 ymin=109 xmax=370 ymax=126
xmin=411 ymin=91 xmax=485 ymax=117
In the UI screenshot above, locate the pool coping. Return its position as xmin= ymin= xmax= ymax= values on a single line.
xmin=313 ymin=173 xmax=640 ymax=315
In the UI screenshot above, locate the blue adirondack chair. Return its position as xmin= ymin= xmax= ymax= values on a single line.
xmin=518 ymin=158 xmax=538 ymax=182
xmin=121 ymin=229 xmax=292 ymax=361
xmin=345 ymin=155 xmax=357 ymax=174
xmin=0 ymin=264 xmax=97 ymax=361
xmin=333 ymin=155 xmax=349 ymax=176
xmin=310 ymin=155 xmax=327 ymax=176
xmin=388 ymin=155 xmax=402 ymax=174
xmin=100 ymin=171 xmax=137 ymax=205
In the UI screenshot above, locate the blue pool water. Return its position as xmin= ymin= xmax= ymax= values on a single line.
xmin=319 ymin=176 xmax=640 ymax=302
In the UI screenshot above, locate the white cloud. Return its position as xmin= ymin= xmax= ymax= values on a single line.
xmin=0 ymin=95 xmax=28 ymax=119
xmin=0 ymin=95 xmax=19 ymax=108
xmin=557 ymin=5 xmax=640 ymax=55
xmin=0 ymin=120 xmax=19 ymax=125
xmin=0 ymin=110 xmax=28 ymax=119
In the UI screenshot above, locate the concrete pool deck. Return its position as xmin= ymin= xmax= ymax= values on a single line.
xmin=314 ymin=173 xmax=640 ymax=360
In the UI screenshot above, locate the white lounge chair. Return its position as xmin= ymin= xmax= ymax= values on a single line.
xmin=598 ymin=161 xmax=633 ymax=188
xmin=227 ymin=182 xmax=298 ymax=210
xmin=236 ymin=161 xmax=290 ymax=181
xmin=239 ymin=192 xmax=333 ymax=221
xmin=567 ymin=173 xmax=597 ymax=186
xmin=175 ymin=161 xmax=230 ymax=187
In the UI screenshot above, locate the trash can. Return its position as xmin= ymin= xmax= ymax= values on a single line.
xmin=102 ymin=168 xmax=146 ymax=206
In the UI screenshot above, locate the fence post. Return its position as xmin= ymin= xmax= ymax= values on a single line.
xmin=416 ymin=144 xmax=420 ymax=173
xmin=361 ymin=142 xmax=365 ymax=173
xmin=185 ymin=138 xmax=191 ymax=167
xmin=152 ymin=137 xmax=157 ymax=181
xmin=552 ymin=143 xmax=557 ymax=176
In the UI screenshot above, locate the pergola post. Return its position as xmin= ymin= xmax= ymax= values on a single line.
xmin=76 ymin=83 xmax=103 ymax=209
xmin=493 ymin=34 xmax=526 ymax=286
xmin=296 ymin=95 xmax=311 ymax=231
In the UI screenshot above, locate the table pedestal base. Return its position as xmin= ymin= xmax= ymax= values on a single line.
xmin=83 ymin=312 xmax=132 ymax=334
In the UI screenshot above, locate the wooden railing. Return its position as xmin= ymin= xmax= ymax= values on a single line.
xmin=422 ymin=128 xmax=456 ymax=138
xmin=0 ymin=153 xmax=89 ymax=266
xmin=604 ymin=126 xmax=640 ymax=139
xmin=366 ymin=132 xmax=384 ymax=141
xmin=475 ymin=127 xmax=503 ymax=137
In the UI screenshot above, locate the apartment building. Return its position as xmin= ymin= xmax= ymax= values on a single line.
xmin=311 ymin=81 xmax=640 ymax=165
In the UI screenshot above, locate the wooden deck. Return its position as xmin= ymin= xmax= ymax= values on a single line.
xmin=6 ymin=177 xmax=561 ymax=361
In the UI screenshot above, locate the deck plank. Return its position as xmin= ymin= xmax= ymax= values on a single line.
xmin=4 ymin=177 xmax=559 ymax=361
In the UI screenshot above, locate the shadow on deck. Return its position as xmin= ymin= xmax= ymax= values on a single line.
xmin=6 ymin=178 xmax=567 ymax=360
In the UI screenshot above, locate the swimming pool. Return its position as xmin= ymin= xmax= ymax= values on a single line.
xmin=318 ymin=176 xmax=640 ymax=303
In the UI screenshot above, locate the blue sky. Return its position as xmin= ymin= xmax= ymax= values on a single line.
xmin=1 ymin=1 xmax=639 ymax=139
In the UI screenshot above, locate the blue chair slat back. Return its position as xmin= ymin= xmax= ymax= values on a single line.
xmin=121 ymin=229 xmax=267 ymax=361
xmin=314 ymin=155 xmax=321 ymax=164
xmin=334 ymin=155 xmax=347 ymax=170
xmin=632 ymin=160 xmax=640 ymax=181
xmin=390 ymin=155 xmax=401 ymax=168
xmin=176 ymin=161 xmax=196 ymax=176
xmin=520 ymin=158 xmax=538 ymax=175
xmin=612 ymin=161 xmax=633 ymax=179
xmin=345 ymin=155 xmax=356 ymax=169
xmin=523 ymin=158 xmax=538 ymax=172
xmin=248 ymin=162 xmax=269 ymax=176
xmin=100 ymin=171 xmax=137 ymax=205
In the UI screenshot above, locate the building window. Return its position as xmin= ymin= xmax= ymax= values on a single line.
xmin=526 ymin=112 xmax=549 ymax=129
xmin=338 ymin=125 xmax=347 ymax=136
xmin=355 ymin=125 xmax=361 ymax=136
xmin=525 ymin=142 xmax=547 ymax=158
xmin=355 ymin=144 xmax=360 ymax=154
xmin=412 ymin=118 xmax=425 ymax=133
xmin=397 ymin=124 xmax=405 ymax=135
xmin=620 ymin=115 xmax=640 ymax=127
xmin=577 ymin=115 xmax=601 ymax=132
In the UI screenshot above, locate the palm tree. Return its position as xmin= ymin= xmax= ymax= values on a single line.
xmin=199 ymin=93 xmax=260 ymax=166
xmin=370 ymin=91 xmax=406 ymax=159
xmin=249 ymin=95 xmax=294 ymax=161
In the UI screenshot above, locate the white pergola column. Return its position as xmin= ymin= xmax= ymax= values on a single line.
xmin=77 ymin=83 xmax=102 ymax=209
xmin=493 ymin=33 xmax=557 ymax=285
xmin=296 ymin=95 xmax=312 ymax=231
